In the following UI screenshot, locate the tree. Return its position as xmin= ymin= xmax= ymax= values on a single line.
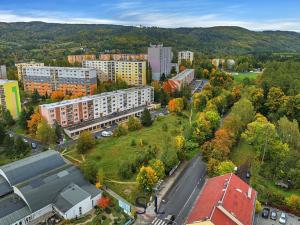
xmin=18 ymin=110 xmax=28 ymax=130
xmin=175 ymin=135 xmax=185 ymax=150
xmin=0 ymin=123 xmax=6 ymax=145
xmin=77 ymin=131 xmax=95 ymax=154
xmin=248 ymin=87 xmax=265 ymax=111
xmin=255 ymin=200 xmax=262 ymax=213
xmin=209 ymin=70 xmax=233 ymax=88
xmin=286 ymin=194 xmax=300 ymax=211
xmin=14 ymin=136 xmax=30 ymax=156
xmin=216 ymin=161 xmax=236 ymax=175
xmin=277 ymin=116 xmax=300 ymax=150
xmin=149 ymin=159 xmax=165 ymax=180
xmin=36 ymin=119 xmax=56 ymax=144
xmin=136 ymin=166 xmax=158 ymax=191
xmin=54 ymin=121 xmax=63 ymax=141
xmin=168 ymin=98 xmax=184 ymax=113
xmin=31 ymin=89 xmax=41 ymax=103
xmin=97 ymin=196 xmax=110 ymax=209
xmin=50 ymin=91 xmax=65 ymax=101
xmin=127 ymin=116 xmax=142 ymax=131
xmin=266 ymin=87 xmax=285 ymax=114
xmin=204 ymin=111 xmax=221 ymax=131
xmin=27 ymin=111 xmax=42 ymax=135
xmin=141 ymin=108 xmax=152 ymax=127
xmin=81 ymin=160 xmax=98 ymax=183
xmin=161 ymin=148 xmax=179 ymax=173
xmin=207 ymin=158 xmax=220 ymax=176
xmin=113 ymin=124 xmax=128 ymax=137
xmin=0 ymin=107 xmax=15 ymax=127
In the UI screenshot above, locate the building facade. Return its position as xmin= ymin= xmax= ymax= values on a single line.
xmin=23 ymin=66 xmax=97 ymax=96
xmin=0 ymin=65 xmax=7 ymax=79
xmin=40 ymin=86 xmax=154 ymax=138
xmin=99 ymin=53 xmax=147 ymax=61
xmin=82 ymin=60 xmax=147 ymax=85
xmin=147 ymin=44 xmax=172 ymax=81
xmin=0 ymin=80 xmax=21 ymax=118
xmin=163 ymin=69 xmax=194 ymax=93
xmin=15 ymin=62 xmax=44 ymax=81
xmin=67 ymin=54 xmax=96 ymax=64
xmin=178 ymin=51 xmax=194 ymax=64
xmin=0 ymin=151 xmax=102 ymax=225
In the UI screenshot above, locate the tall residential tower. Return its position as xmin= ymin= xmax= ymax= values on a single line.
xmin=147 ymin=44 xmax=172 ymax=81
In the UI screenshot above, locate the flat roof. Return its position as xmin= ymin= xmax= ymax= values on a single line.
xmin=0 ymin=80 xmax=17 ymax=85
xmin=83 ymin=59 xmax=146 ymax=63
xmin=40 ymin=86 xmax=152 ymax=109
xmin=171 ymin=69 xmax=194 ymax=81
xmin=23 ymin=66 xmax=95 ymax=71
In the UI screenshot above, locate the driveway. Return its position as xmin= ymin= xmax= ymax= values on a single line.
xmin=256 ymin=207 xmax=300 ymax=225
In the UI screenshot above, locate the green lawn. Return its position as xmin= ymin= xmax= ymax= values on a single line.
xmin=233 ymin=72 xmax=261 ymax=83
xmin=65 ymin=113 xmax=189 ymax=202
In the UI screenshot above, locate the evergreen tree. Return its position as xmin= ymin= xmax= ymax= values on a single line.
xmin=141 ymin=108 xmax=152 ymax=127
xmin=32 ymin=89 xmax=40 ymax=103
xmin=18 ymin=110 xmax=28 ymax=130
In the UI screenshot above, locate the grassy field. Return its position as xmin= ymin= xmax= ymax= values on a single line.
xmin=64 ymin=113 xmax=189 ymax=202
xmin=233 ymin=72 xmax=261 ymax=83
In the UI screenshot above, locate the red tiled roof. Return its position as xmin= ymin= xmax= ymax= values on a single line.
xmin=186 ymin=173 xmax=257 ymax=225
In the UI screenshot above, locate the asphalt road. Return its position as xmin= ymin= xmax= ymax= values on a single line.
xmin=156 ymin=155 xmax=206 ymax=225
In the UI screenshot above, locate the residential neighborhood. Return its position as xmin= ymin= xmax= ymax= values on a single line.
xmin=0 ymin=1 xmax=300 ymax=225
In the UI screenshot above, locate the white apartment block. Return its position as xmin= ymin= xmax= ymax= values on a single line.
xmin=82 ymin=60 xmax=147 ymax=85
xmin=40 ymin=86 xmax=154 ymax=139
xmin=0 ymin=65 xmax=7 ymax=79
xmin=15 ymin=62 xmax=44 ymax=81
xmin=178 ymin=51 xmax=194 ymax=64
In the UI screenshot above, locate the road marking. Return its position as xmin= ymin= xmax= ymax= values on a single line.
xmin=151 ymin=218 xmax=167 ymax=225
xmin=176 ymin=180 xmax=201 ymax=222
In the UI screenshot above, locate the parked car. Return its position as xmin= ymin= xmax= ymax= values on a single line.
xmin=246 ymin=171 xmax=251 ymax=179
xmin=279 ymin=212 xmax=287 ymax=224
xmin=101 ymin=131 xmax=113 ymax=137
xmin=165 ymin=215 xmax=175 ymax=224
xmin=262 ymin=208 xmax=270 ymax=218
xmin=270 ymin=211 xmax=277 ymax=220
xmin=31 ymin=142 xmax=37 ymax=149
xmin=23 ymin=138 xmax=28 ymax=143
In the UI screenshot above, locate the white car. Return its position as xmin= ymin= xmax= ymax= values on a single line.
xmin=279 ymin=212 xmax=287 ymax=224
xmin=23 ymin=138 xmax=28 ymax=143
xmin=101 ymin=131 xmax=113 ymax=137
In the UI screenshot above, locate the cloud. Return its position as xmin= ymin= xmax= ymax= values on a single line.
xmin=0 ymin=9 xmax=300 ymax=32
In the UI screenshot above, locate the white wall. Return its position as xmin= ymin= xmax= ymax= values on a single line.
xmin=64 ymin=197 xmax=92 ymax=220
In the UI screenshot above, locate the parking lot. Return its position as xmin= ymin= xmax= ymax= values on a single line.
xmin=256 ymin=207 xmax=300 ymax=225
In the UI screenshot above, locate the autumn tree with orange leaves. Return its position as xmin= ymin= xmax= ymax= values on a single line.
xmin=97 ymin=196 xmax=110 ymax=209
xmin=51 ymin=91 xmax=64 ymax=101
xmin=168 ymin=98 xmax=184 ymax=113
xmin=27 ymin=110 xmax=42 ymax=135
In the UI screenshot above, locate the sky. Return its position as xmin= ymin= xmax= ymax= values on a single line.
xmin=0 ymin=0 xmax=300 ymax=31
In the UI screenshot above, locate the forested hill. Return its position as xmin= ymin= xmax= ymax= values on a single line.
xmin=1 ymin=22 xmax=300 ymax=64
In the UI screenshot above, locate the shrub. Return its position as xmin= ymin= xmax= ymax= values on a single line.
xmin=130 ymin=139 xmax=136 ymax=146
xmin=119 ymin=162 xmax=133 ymax=179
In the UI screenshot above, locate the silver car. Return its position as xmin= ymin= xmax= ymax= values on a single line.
xmin=279 ymin=212 xmax=287 ymax=224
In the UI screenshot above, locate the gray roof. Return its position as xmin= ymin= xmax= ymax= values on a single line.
xmin=0 ymin=150 xmax=66 ymax=186
xmin=17 ymin=164 xmax=101 ymax=212
xmin=0 ymin=176 xmax=12 ymax=197
xmin=0 ymin=150 xmax=101 ymax=224
xmin=0 ymin=194 xmax=30 ymax=225
xmin=54 ymin=183 xmax=90 ymax=213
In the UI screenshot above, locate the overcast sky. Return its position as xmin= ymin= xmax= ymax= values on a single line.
xmin=0 ymin=0 xmax=300 ymax=32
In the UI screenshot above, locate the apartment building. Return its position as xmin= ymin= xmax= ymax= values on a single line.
xmin=0 ymin=65 xmax=7 ymax=79
xmin=23 ymin=66 xmax=97 ymax=96
xmin=82 ymin=60 xmax=147 ymax=85
xmin=163 ymin=69 xmax=194 ymax=93
xmin=99 ymin=53 xmax=147 ymax=61
xmin=148 ymin=44 xmax=173 ymax=81
xmin=178 ymin=51 xmax=194 ymax=64
xmin=67 ymin=54 xmax=96 ymax=64
xmin=40 ymin=86 xmax=154 ymax=138
xmin=15 ymin=62 xmax=44 ymax=81
xmin=0 ymin=80 xmax=21 ymax=118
